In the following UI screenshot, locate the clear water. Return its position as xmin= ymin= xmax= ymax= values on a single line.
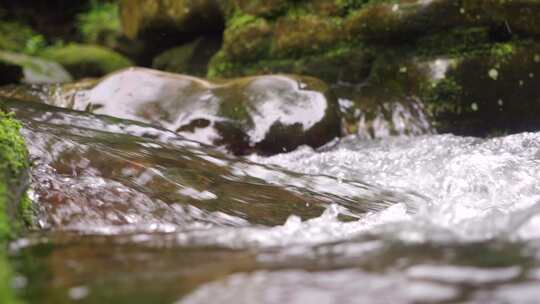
xmin=5 ymin=98 xmax=540 ymax=303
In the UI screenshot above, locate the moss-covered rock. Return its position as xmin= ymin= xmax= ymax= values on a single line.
xmin=0 ymin=51 xmax=72 ymax=84
xmin=208 ymin=0 xmax=540 ymax=79
xmin=272 ymin=15 xmax=345 ymax=57
xmin=119 ymin=0 xmax=540 ymax=81
xmin=462 ymin=0 xmax=540 ymax=37
xmin=344 ymin=0 xmax=467 ymax=42
xmin=420 ymin=41 xmax=540 ymax=136
xmin=334 ymin=51 xmax=436 ymax=138
xmin=206 ymin=1 xmax=388 ymax=80
xmin=337 ymin=38 xmax=540 ymax=137
xmin=40 ymin=44 xmax=133 ymax=79
xmin=152 ymin=36 xmax=222 ymax=77
xmin=222 ymin=15 xmax=274 ymax=62
xmin=208 ymin=44 xmax=374 ymax=83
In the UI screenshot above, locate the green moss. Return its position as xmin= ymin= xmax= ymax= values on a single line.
xmin=208 ymin=41 xmax=373 ymax=83
xmin=222 ymin=15 xmax=273 ymax=62
xmin=18 ymin=194 xmax=34 ymax=230
xmin=218 ymin=99 xmax=251 ymax=123
xmin=40 ymin=43 xmax=133 ymax=79
xmin=271 ymin=15 xmax=344 ymax=58
xmin=0 ymin=111 xmax=29 ymax=239
xmin=0 ymin=110 xmax=29 ymax=304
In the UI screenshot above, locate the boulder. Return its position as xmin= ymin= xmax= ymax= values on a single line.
xmin=40 ymin=44 xmax=133 ymax=79
xmin=44 ymin=68 xmax=341 ymax=155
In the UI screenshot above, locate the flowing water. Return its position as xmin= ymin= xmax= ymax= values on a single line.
xmin=4 ymin=97 xmax=540 ymax=303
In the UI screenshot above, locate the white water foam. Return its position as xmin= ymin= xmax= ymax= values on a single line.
xmin=248 ymin=132 xmax=540 ymax=242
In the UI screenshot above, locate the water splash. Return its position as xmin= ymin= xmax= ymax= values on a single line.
xmin=250 ymin=133 xmax=540 ymax=242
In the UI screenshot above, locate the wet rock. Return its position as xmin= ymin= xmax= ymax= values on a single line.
xmin=37 ymin=68 xmax=340 ymax=155
xmin=40 ymin=44 xmax=133 ymax=79
xmin=0 ymin=51 xmax=72 ymax=84
xmin=335 ymin=83 xmax=433 ymax=138
xmin=0 ymin=78 xmax=98 ymax=108
xmin=343 ymin=39 xmax=540 ymax=136
xmin=5 ymin=99 xmax=390 ymax=228
xmin=152 ymin=36 xmax=222 ymax=77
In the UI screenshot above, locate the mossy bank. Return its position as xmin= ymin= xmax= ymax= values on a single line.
xmin=0 ymin=108 xmax=30 ymax=304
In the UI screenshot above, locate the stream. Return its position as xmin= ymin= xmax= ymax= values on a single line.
xmin=4 ymin=95 xmax=540 ymax=303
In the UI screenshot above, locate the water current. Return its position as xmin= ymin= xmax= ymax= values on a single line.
xmin=5 ymin=97 xmax=540 ymax=303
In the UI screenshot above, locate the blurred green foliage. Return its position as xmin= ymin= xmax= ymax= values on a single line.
xmin=77 ymin=0 xmax=121 ymax=45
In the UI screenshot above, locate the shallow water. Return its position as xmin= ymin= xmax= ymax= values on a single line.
xmin=5 ymin=98 xmax=540 ymax=303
